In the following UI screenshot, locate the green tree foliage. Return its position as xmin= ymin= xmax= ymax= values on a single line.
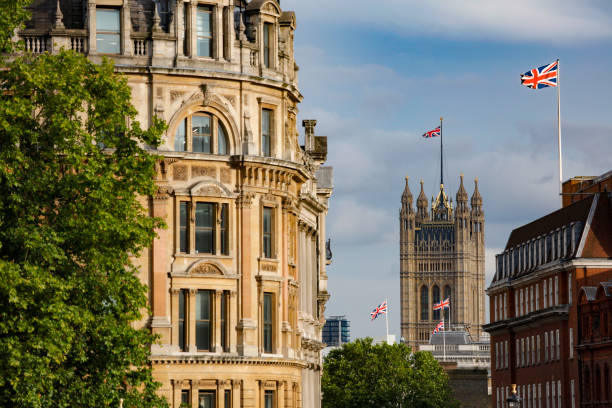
xmin=0 ymin=47 xmax=168 ymax=408
xmin=0 ymin=0 xmax=31 ymax=53
xmin=322 ymin=338 xmax=459 ymax=408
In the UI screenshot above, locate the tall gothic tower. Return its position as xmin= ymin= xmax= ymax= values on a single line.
xmin=399 ymin=176 xmax=485 ymax=349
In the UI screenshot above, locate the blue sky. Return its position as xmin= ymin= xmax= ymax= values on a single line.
xmin=281 ymin=0 xmax=612 ymax=340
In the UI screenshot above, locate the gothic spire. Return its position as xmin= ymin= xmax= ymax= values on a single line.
xmin=456 ymin=174 xmax=468 ymax=204
xmin=401 ymin=176 xmax=413 ymax=204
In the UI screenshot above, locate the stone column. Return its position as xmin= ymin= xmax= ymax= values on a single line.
xmin=191 ymin=379 xmax=198 ymax=407
xmin=189 ymin=2 xmax=197 ymax=58
xmin=151 ymin=187 xmax=172 ymax=344
xmin=214 ymin=290 xmax=222 ymax=352
xmin=87 ymin=1 xmax=96 ymax=53
xmin=176 ymin=0 xmax=184 ymax=56
xmin=121 ymin=0 xmax=133 ymax=55
xmin=171 ymin=379 xmax=181 ymax=408
xmin=189 ymin=288 xmax=197 ymax=352
xmin=230 ymin=290 xmax=238 ymax=353
xmin=277 ymin=381 xmax=285 ymax=408
xmin=237 ymin=192 xmax=257 ymax=356
xmin=311 ymin=233 xmax=317 ymax=317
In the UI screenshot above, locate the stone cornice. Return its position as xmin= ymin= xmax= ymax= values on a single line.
xmin=150 ymin=355 xmax=308 ymax=369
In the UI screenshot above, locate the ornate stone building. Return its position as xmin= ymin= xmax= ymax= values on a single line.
xmin=18 ymin=1 xmax=333 ymax=407
xmin=400 ymin=176 xmax=485 ymax=349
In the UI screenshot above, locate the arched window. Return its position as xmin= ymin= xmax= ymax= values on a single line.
xmin=173 ymin=112 xmax=230 ymax=154
xmin=420 ymin=286 xmax=429 ymax=321
xmin=432 ymin=285 xmax=440 ymax=320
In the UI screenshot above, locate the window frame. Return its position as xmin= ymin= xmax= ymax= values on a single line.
xmin=196 ymin=5 xmax=214 ymax=58
xmin=263 ymin=292 xmax=274 ymax=353
xmin=171 ymin=110 xmax=231 ymax=155
xmin=262 ymin=206 xmax=275 ymax=259
xmin=175 ymin=198 xmax=231 ymax=257
xmin=96 ymin=7 xmax=121 ymax=55
xmin=196 ymin=289 xmax=213 ymax=351
xmin=198 ymin=390 xmax=216 ymax=408
xmin=261 ymin=107 xmax=273 ymax=157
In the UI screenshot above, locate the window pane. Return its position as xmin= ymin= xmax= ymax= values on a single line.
xmin=192 ymin=115 xmax=211 ymax=153
xmin=265 ymin=391 xmax=274 ymax=408
xmin=197 ymin=6 xmax=212 ymax=57
xmin=96 ymin=9 xmax=120 ymax=54
xmin=195 ymin=203 xmax=214 ymax=254
xmin=182 ymin=390 xmax=190 ymax=404
xmin=420 ymin=286 xmax=428 ymax=321
xmin=180 ymin=202 xmax=188 ymax=253
xmin=175 ymin=118 xmax=186 ymax=151
xmin=264 ymin=293 xmax=272 ymax=353
xmin=196 ymin=290 xmax=211 ymax=350
xmin=220 ymin=203 xmax=228 ymax=255
xmin=263 ymin=207 xmax=272 ymax=258
xmin=224 ymin=390 xmax=231 ymax=408
xmin=263 ymin=23 xmax=271 ymax=68
xmin=97 ymin=33 xmax=120 ymax=54
xmin=97 ymin=9 xmax=120 ymax=31
xmin=218 ymin=123 xmax=228 ymax=155
xmin=198 ymin=391 xmax=215 ymax=408
xmin=262 ymin=109 xmax=271 ymax=157
xmin=432 ymin=286 xmax=440 ymax=320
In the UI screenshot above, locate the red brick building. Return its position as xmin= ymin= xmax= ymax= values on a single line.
xmin=484 ymin=190 xmax=612 ymax=408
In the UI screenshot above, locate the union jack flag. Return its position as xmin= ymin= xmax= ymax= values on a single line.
xmin=520 ymin=60 xmax=558 ymax=89
xmin=433 ymin=298 xmax=450 ymax=310
xmin=432 ymin=320 xmax=444 ymax=334
xmin=370 ymin=300 xmax=388 ymax=321
xmin=422 ymin=127 xmax=441 ymax=138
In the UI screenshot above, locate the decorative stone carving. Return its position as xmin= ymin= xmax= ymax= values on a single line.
xmin=173 ymin=165 xmax=188 ymax=181
xmin=155 ymin=185 xmax=173 ymax=200
xmin=262 ymin=193 xmax=276 ymax=204
xmin=261 ymin=262 xmax=277 ymax=272
xmin=191 ymin=263 xmax=223 ymax=276
xmin=236 ymin=192 xmax=255 ymax=208
xmin=170 ymin=90 xmax=186 ymax=102
xmin=193 ymin=185 xmax=223 ymax=197
xmin=192 ymin=165 xmax=217 ymax=179
xmin=220 ymin=168 xmax=231 ymax=184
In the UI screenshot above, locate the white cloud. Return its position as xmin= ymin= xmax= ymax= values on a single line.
xmin=283 ymin=0 xmax=612 ymax=43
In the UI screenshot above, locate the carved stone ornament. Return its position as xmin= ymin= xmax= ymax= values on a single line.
xmin=220 ymin=168 xmax=231 ymax=184
xmin=193 ymin=185 xmax=223 ymax=197
xmin=261 ymin=262 xmax=277 ymax=272
xmin=170 ymin=90 xmax=186 ymax=102
xmin=192 ymin=166 xmax=217 ymax=179
xmin=191 ymin=263 xmax=223 ymax=276
xmin=262 ymin=193 xmax=276 ymax=204
xmin=236 ymin=192 xmax=255 ymax=208
xmin=155 ymin=185 xmax=173 ymax=200
xmin=173 ymin=165 xmax=188 ymax=181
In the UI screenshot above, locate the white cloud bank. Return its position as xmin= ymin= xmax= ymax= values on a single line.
xmin=283 ymin=0 xmax=612 ymax=43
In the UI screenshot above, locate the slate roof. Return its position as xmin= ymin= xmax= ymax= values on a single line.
xmin=504 ymin=195 xmax=594 ymax=251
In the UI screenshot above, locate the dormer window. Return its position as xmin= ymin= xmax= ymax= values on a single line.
xmin=263 ymin=22 xmax=272 ymax=68
xmin=97 ymin=8 xmax=120 ymax=54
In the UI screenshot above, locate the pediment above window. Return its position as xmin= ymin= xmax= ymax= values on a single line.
xmin=187 ymin=261 xmax=224 ymax=276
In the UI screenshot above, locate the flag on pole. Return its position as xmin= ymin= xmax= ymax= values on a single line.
xmin=422 ymin=126 xmax=441 ymax=138
xmin=520 ymin=60 xmax=559 ymax=89
xmin=370 ymin=300 xmax=388 ymax=321
xmin=432 ymin=320 xmax=444 ymax=334
xmin=433 ymin=298 xmax=450 ymax=310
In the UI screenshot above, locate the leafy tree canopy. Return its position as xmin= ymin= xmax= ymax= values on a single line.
xmin=322 ymin=338 xmax=459 ymax=408
xmin=0 ymin=7 xmax=167 ymax=407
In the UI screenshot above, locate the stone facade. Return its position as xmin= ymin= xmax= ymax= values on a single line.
xmin=17 ymin=1 xmax=333 ymax=407
xmin=399 ymin=176 xmax=486 ymax=349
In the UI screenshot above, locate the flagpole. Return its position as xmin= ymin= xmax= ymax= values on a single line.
xmin=443 ymin=311 xmax=446 ymax=362
xmin=440 ymin=117 xmax=444 ymax=186
xmin=385 ymin=299 xmax=389 ymax=344
xmin=557 ymin=59 xmax=563 ymax=203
